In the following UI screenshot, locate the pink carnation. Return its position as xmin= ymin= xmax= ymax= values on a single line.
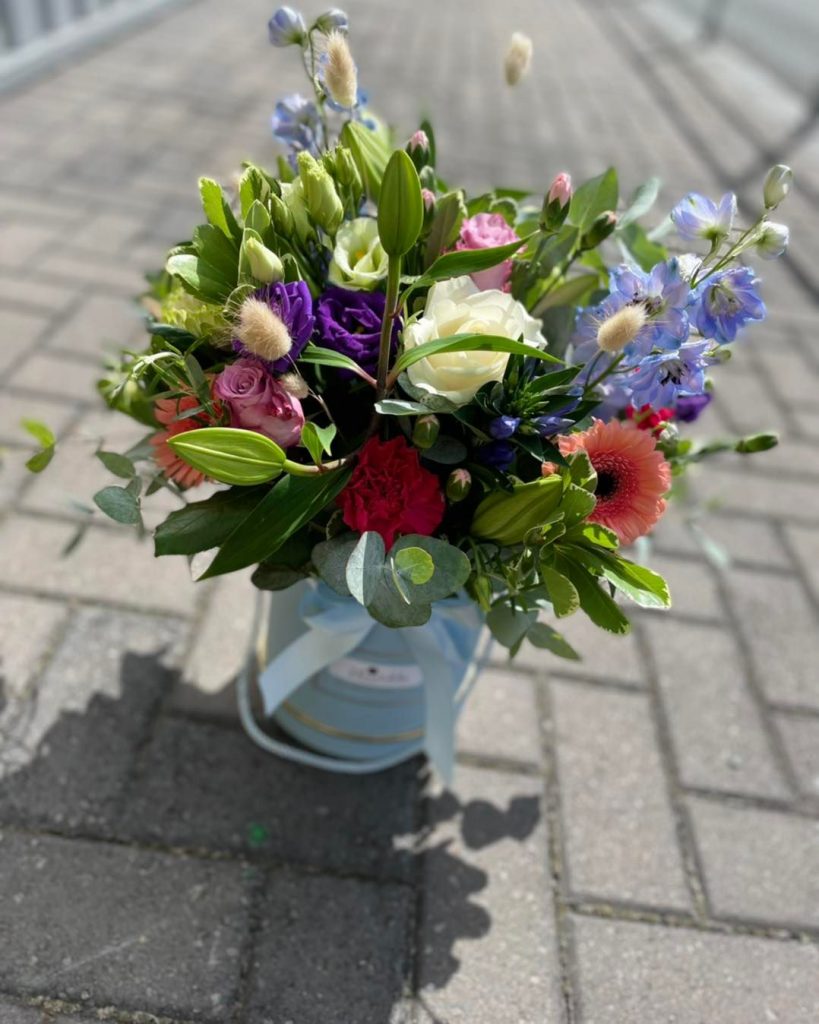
xmin=214 ymin=357 xmax=304 ymax=447
xmin=454 ymin=213 xmax=520 ymax=292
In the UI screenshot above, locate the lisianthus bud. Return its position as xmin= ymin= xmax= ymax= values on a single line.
xmin=279 ymin=372 xmax=310 ymax=399
xmin=412 ymin=414 xmax=440 ymax=450
xmin=297 ymin=151 xmax=344 ymax=233
xmin=314 ymin=8 xmax=348 ymax=34
xmin=243 ymin=237 xmax=284 ymax=284
xmin=268 ymin=6 xmax=306 ymax=47
xmin=270 ymin=193 xmax=295 ymax=237
xmin=471 ymin=475 xmax=564 ymax=546
xmin=763 ymin=164 xmax=793 ymax=209
xmin=446 ymin=468 xmax=472 ymax=502
xmin=235 ymin=298 xmax=293 ymax=363
xmin=756 ymin=221 xmax=789 ymax=260
xmin=596 ymin=304 xmax=648 ymax=353
xmin=322 ymin=30 xmax=358 ymax=109
xmin=581 ymin=210 xmax=617 ymax=249
xmin=504 ymin=32 xmax=533 ymax=86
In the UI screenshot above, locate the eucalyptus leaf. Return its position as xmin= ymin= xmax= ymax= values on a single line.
xmin=393 ymin=546 xmax=434 ymax=585
xmin=93 ymin=485 xmax=141 ymax=526
xmin=346 ymin=531 xmax=386 ymax=606
xmin=374 ymin=399 xmax=430 ymax=416
xmin=389 ymin=535 xmax=470 ymax=602
xmin=96 ymin=450 xmax=136 ymax=480
xmin=421 ymin=435 xmax=468 ymax=465
xmin=312 ymin=534 xmax=358 ymax=596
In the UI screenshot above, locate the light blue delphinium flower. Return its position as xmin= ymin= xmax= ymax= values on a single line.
xmin=691 ymin=266 xmax=766 ymax=343
xmin=609 ymin=259 xmax=691 ymax=349
xmin=671 ymin=191 xmax=737 ymax=243
xmin=271 ymin=93 xmax=321 ymax=156
xmin=268 ymin=7 xmax=306 ymax=47
xmin=315 ymin=9 xmax=349 ymax=33
xmin=628 ymin=339 xmax=714 ymax=408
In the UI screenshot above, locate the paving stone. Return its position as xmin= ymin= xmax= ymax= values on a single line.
xmin=0 ymin=516 xmax=195 ymax=613
xmin=0 ymin=831 xmax=249 ymax=1022
xmin=693 ymin=515 xmax=792 ymax=569
xmin=694 ymin=466 xmax=819 ymax=524
xmin=641 ymin=617 xmax=789 ymax=799
xmin=689 ymin=796 xmax=819 ymax=928
xmin=0 ymin=393 xmax=78 ymax=447
xmin=724 ymin=567 xmax=819 ymax=710
xmin=417 ymin=766 xmax=562 ymax=1024
xmin=551 ymin=681 xmax=690 ymax=907
xmin=121 ymin=715 xmax=421 ymax=881
xmin=0 ymin=223 xmax=56 ymax=269
xmin=643 ymin=554 xmax=724 ymax=620
xmin=785 ymin=525 xmax=819 ymax=607
xmin=0 ymin=309 xmax=48 ymax=373
xmin=0 ymin=276 xmax=76 ymax=315
xmin=508 ymin=608 xmax=646 ymax=687
xmin=573 ymin=915 xmax=819 ymax=1024
xmin=247 ymin=870 xmax=412 ymax=1024
xmin=0 ymin=608 xmax=187 ymax=829
xmin=776 ymin=714 xmax=819 ymax=799
xmin=43 ymin=293 xmax=145 ymax=359
xmin=0 ymin=594 xmax=67 ymax=700
xmin=8 ymin=353 xmax=103 ymax=403
xmin=0 ymin=998 xmax=46 ymax=1023
xmin=457 ymin=665 xmax=541 ymax=766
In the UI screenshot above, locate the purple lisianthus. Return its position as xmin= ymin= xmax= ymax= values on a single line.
xmin=316 ymin=286 xmax=400 ymax=376
xmin=674 ymin=391 xmax=713 ymax=423
xmin=233 ymin=280 xmax=315 ymax=373
xmin=214 ymin=358 xmax=304 ymax=447
xmin=691 ymin=267 xmax=766 ymax=344
xmin=671 ymin=192 xmax=736 ymax=243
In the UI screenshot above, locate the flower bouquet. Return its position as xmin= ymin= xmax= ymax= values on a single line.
xmin=31 ymin=8 xmax=791 ymax=778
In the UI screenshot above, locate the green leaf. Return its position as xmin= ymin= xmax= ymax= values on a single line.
xmin=618 ymin=223 xmax=667 ymax=272
xmin=556 ymin=553 xmax=631 ymax=634
xmin=201 ymin=469 xmax=351 ymax=579
xmin=424 ymin=190 xmax=466 ymax=267
xmin=374 ymin=399 xmax=430 ymax=416
xmin=736 ymin=432 xmax=778 ymax=453
xmin=421 ymin=435 xmax=467 ymax=465
xmin=394 ymin=332 xmax=560 ymax=376
xmin=393 ymin=546 xmax=434 ymax=585
xmin=568 ymin=167 xmax=618 ymax=233
xmin=486 ymin=602 xmax=538 ymax=649
xmin=199 ymin=177 xmax=242 ymax=242
xmin=21 ymin=419 xmax=55 ymax=448
xmin=567 ymin=546 xmax=671 ymax=609
xmin=96 ymin=450 xmax=136 ymax=480
xmin=340 ymin=120 xmax=390 ymax=201
xmin=533 ymin=274 xmax=599 ymax=315
xmin=93 ymin=485 xmax=141 ymax=526
xmin=567 ymin=451 xmax=597 ymax=492
xmin=346 ymin=531 xmax=386 ymax=606
xmin=165 ymin=253 xmax=233 ymax=304
xmin=299 ymin=344 xmax=373 ymax=380
xmin=26 ymin=446 xmax=55 ymax=473
xmin=527 ymin=366 xmax=584 ymax=394
xmin=617 ymin=176 xmax=661 ymax=230
xmin=238 ymin=166 xmax=269 ymax=218
xmin=154 ymin=486 xmax=266 ymax=556
xmin=378 ymin=149 xmax=424 ymax=257
xmin=568 ymin=522 xmax=620 ymax=550
xmin=251 ymin=565 xmax=307 ymax=591
xmin=167 ymin=427 xmax=285 ymax=486
xmin=539 ymin=566 xmax=580 ymax=617
xmin=390 ymin=535 xmax=469 ymax=602
xmin=245 ymin=199 xmax=271 ymax=236
xmin=301 ymin=422 xmax=337 ymax=465
xmin=313 ymin=534 xmax=357 ymax=596
xmin=558 ymin=484 xmax=597 ymax=527
xmin=365 ymin=581 xmax=432 ymax=628
xmin=422 ymin=234 xmax=528 ymax=285
xmin=526 ymin=621 xmax=580 ymax=660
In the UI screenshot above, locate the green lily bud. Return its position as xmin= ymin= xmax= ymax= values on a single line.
xmin=377 ymin=149 xmax=424 ymax=257
xmin=581 ymin=210 xmax=618 ymax=250
xmin=446 ymin=468 xmax=472 ymax=502
xmin=333 ymin=146 xmax=362 ymax=191
xmin=297 ymin=151 xmax=344 ymax=234
xmin=243 ymin=236 xmax=284 ymax=283
xmin=412 ymin=414 xmax=440 ymax=450
xmin=471 ymin=475 xmax=565 ymax=546
xmin=763 ymin=165 xmax=793 ymax=209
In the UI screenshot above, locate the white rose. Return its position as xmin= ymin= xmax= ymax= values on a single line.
xmin=402 ymin=276 xmax=546 ymax=405
xmin=328 ymin=217 xmax=388 ymax=291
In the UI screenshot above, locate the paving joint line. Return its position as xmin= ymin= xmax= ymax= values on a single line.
xmin=0 ymin=989 xmax=197 ymax=1024
xmin=0 ymin=583 xmax=192 ymax=621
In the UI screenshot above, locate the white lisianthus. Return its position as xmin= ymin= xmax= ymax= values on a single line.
xmin=328 ymin=217 xmax=388 ymax=290
xmin=403 ymin=276 xmax=546 ymax=406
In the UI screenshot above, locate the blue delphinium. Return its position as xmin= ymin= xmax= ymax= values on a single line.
xmin=671 ymin=192 xmax=736 ymax=243
xmin=609 ymin=259 xmax=690 ymax=349
xmin=271 ymin=93 xmax=321 ymax=156
xmin=628 ymin=340 xmax=714 ymax=407
xmin=268 ymin=7 xmax=306 ymax=47
xmin=691 ymin=267 xmax=766 ymax=344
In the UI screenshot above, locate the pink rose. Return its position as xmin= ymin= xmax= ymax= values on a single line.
xmin=454 ymin=213 xmax=520 ymax=292
xmin=214 ymin=358 xmax=304 ymax=447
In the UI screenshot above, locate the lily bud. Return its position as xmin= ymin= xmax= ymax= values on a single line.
xmin=471 ymin=475 xmax=565 ymax=546
xmin=446 ymin=468 xmax=472 ymax=503
xmin=268 ymin=7 xmax=306 ymax=47
xmin=763 ymin=164 xmax=793 ymax=209
xmin=504 ymin=32 xmax=533 ymax=86
xmin=412 ymin=415 xmax=440 ymax=450
xmin=243 ymin=237 xmax=284 ymax=283
xmin=297 ymin=151 xmax=344 ymax=233
xmin=314 ymin=9 xmax=348 ymax=34
xmin=755 ymin=221 xmax=789 ymax=260
xmin=581 ymin=210 xmax=617 ymax=249
xmin=540 ymin=172 xmax=572 ymax=232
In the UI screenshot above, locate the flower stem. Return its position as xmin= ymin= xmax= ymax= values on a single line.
xmin=376 ymin=254 xmax=402 ymax=399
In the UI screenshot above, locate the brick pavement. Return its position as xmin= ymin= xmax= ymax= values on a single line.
xmin=0 ymin=0 xmax=818 ymax=1020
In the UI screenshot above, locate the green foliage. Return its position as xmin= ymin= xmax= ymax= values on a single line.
xmin=568 ymin=168 xmax=618 ymax=232
xmin=341 ymin=121 xmax=390 ymax=201
xmin=154 ymin=487 xmax=267 ymax=556
xmin=199 ymin=177 xmax=242 ymax=243
xmin=96 ymin=450 xmax=136 ymax=479
xmin=617 ymin=176 xmax=661 ymax=230
xmin=301 ymin=422 xmax=337 ymax=465
xmin=378 ymin=150 xmax=424 ymax=257
xmin=424 ymin=191 xmax=466 ymax=267
xmin=93 ymin=484 xmax=142 ymax=526
xmin=392 ymin=332 xmax=560 ymax=377
xmin=22 ymin=418 xmax=56 ymax=473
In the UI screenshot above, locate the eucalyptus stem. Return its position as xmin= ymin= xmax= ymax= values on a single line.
xmin=376 ymin=254 xmax=402 ymax=399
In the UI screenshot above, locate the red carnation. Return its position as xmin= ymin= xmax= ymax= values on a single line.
xmin=338 ymin=436 xmax=445 ymax=548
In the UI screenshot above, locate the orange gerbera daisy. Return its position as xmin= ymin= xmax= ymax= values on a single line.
xmin=151 ymin=390 xmax=221 ymax=489
xmin=557 ymin=418 xmax=671 ymax=545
